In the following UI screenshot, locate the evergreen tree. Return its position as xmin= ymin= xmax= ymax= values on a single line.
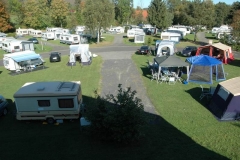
xmin=147 ymin=0 xmax=170 ymax=29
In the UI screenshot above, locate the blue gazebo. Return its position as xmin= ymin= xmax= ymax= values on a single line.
xmin=186 ymin=55 xmax=226 ymax=84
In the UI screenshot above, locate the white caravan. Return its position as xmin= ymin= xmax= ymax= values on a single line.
xmin=134 ymin=32 xmax=145 ymax=43
xmin=14 ymin=81 xmax=83 ymax=124
xmin=30 ymin=30 xmax=42 ymax=38
xmin=161 ymin=32 xmax=181 ymax=42
xmin=75 ymin=26 xmax=85 ymax=34
xmin=109 ymin=26 xmax=124 ymax=33
xmin=60 ymin=34 xmax=80 ymax=45
xmin=127 ymin=29 xmax=145 ymax=38
xmin=167 ymin=28 xmax=186 ymax=37
xmin=3 ymin=50 xmax=44 ymax=71
xmin=41 ymin=32 xmax=55 ymax=41
xmin=0 ymin=32 xmax=7 ymax=48
xmin=2 ymin=39 xmax=34 ymax=53
xmin=69 ymin=44 xmax=92 ymax=65
xmin=16 ymin=28 xmax=34 ymax=36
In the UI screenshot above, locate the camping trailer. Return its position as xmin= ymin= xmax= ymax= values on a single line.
xmin=41 ymin=32 xmax=55 ymax=41
xmin=2 ymin=40 xmax=34 ymax=53
xmin=134 ymin=32 xmax=145 ymax=43
xmin=0 ymin=32 xmax=7 ymax=48
xmin=208 ymin=77 xmax=240 ymax=121
xmin=30 ymin=30 xmax=42 ymax=38
xmin=14 ymin=81 xmax=83 ymax=124
xmin=69 ymin=44 xmax=92 ymax=65
xmin=3 ymin=51 xmax=44 ymax=71
xmin=60 ymin=34 xmax=80 ymax=45
xmin=127 ymin=29 xmax=144 ymax=38
xmin=161 ymin=32 xmax=181 ymax=42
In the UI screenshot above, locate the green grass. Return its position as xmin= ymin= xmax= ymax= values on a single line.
xmin=205 ymin=32 xmax=219 ymax=43
xmin=132 ymin=53 xmax=240 ymax=160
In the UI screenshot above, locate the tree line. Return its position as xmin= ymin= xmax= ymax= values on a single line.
xmin=0 ymin=0 xmax=240 ymax=37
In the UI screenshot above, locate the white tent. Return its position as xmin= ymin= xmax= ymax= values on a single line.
xmin=156 ymin=41 xmax=176 ymax=57
xmin=69 ymin=44 xmax=92 ymax=65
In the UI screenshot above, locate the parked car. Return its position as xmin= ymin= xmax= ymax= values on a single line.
xmin=49 ymin=52 xmax=61 ymax=62
xmin=0 ymin=95 xmax=8 ymax=116
xmin=28 ymin=37 xmax=39 ymax=44
xmin=138 ymin=45 xmax=152 ymax=55
xmin=181 ymin=46 xmax=198 ymax=57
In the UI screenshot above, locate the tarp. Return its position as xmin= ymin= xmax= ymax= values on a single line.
xmin=186 ymin=54 xmax=222 ymax=66
xmin=7 ymin=51 xmax=41 ymax=62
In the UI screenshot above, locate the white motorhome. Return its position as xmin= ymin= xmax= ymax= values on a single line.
xmin=41 ymin=32 xmax=55 ymax=41
xmin=127 ymin=29 xmax=145 ymax=38
xmin=3 ymin=51 xmax=44 ymax=71
xmin=2 ymin=40 xmax=34 ymax=53
xmin=0 ymin=32 xmax=7 ymax=48
xmin=60 ymin=34 xmax=80 ymax=45
xmin=14 ymin=81 xmax=83 ymax=124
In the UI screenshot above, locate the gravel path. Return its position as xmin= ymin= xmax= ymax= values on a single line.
xmin=97 ymin=34 xmax=158 ymax=115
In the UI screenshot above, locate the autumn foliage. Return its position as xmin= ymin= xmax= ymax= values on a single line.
xmin=0 ymin=1 xmax=12 ymax=32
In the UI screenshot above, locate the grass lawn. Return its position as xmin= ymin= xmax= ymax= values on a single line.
xmin=205 ymin=32 xmax=219 ymax=43
xmin=132 ymin=53 xmax=240 ymax=160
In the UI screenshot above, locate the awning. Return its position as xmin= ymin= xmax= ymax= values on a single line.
xmin=11 ymin=53 xmax=41 ymax=62
xmin=212 ymin=42 xmax=230 ymax=51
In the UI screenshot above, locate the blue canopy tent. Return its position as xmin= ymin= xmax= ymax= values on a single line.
xmin=186 ymin=55 xmax=226 ymax=84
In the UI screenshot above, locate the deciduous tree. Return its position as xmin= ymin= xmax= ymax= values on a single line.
xmin=50 ymin=0 xmax=69 ymax=27
xmin=114 ymin=0 xmax=133 ymax=25
xmin=83 ymin=0 xmax=115 ymax=43
xmin=0 ymin=1 xmax=12 ymax=32
xmin=214 ymin=2 xmax=231 ymax=27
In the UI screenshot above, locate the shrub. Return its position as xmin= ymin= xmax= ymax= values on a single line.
xmin=85 ymin=84 xmax=147 ymax=144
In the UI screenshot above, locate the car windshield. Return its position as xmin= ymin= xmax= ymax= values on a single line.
xmin=51 ymin=52 xmax=59 ymax=55
xmin=141 ymin=46 xmax=148 ymax=49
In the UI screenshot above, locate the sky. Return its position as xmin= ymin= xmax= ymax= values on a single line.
xmin=133 ymin=0 xmax=238 ymax=8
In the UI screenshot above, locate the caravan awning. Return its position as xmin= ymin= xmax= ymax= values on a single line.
xmin=11 ymin=53 xmax=41 ymax=62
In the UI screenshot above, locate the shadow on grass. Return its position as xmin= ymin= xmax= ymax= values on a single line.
xmin=185 ymin=86 xmax=211 ymax=106
xmin=0 ymin=71 xmax=2 ymax=74
xmin=0 ymin=94 xmax=228 ymax=160
xmin=228 ymin=59 xmax=240 ymax=67
xmin=9 ymin=66 xmax=49 ymax=76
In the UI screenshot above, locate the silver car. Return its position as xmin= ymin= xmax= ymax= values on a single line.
xmin=0 ymin=95 xmax=8 ymax=116
xmin=181 ymin=46 xmax=197 ymax=57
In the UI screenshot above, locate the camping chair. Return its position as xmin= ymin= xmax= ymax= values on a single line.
xmin=158 ymin=73 xmax=168 ymax=84
xmin=174 ymin=71 xmax=183 ymax=83
xmin=200 ymin=85 xmax=211 ymax=100
xmin=150 ymin=69 xmax=158 ymax=82
xmin=168 ymin=77 xmax=176 ymax=85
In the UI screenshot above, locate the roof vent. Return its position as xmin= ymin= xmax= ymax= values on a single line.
xmin=37 ymin=86 xmax=45 ymax=91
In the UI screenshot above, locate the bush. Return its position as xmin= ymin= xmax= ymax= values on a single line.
xmin=85 ymin=84 xmax=147 ymax=144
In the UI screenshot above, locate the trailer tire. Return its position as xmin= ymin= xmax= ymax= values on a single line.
xmin=47 ymin=118 xmax=55 ymax=124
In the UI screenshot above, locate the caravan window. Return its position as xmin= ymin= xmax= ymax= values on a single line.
xmin=217 ymin=86 xmax=230 ymax=101
xmin=58 ymin=99 xmax=74 ymax=108
xmin=14 ymin=46 xmax=20 ymax=49
xmin=38 ymin=100 xmax=50 ymax=107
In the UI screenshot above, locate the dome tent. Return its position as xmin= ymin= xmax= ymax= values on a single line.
xmin=186 ymin=55 xmax=226 ymax=84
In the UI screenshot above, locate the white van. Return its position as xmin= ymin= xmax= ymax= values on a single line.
xmin=14 ymin=81 xmax=83 ymax=124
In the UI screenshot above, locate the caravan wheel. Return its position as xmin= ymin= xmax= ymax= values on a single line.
xmin=47 ymin=118 xmax=55 ymax=124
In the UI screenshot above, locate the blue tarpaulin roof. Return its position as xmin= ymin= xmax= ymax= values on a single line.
xmin=186 ymin=55 xmax=222 ymax=66
xmin=6 ymin=51 xmax=41 ymax=62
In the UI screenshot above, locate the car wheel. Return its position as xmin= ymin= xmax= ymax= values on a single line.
xmin=3 ymin=108 xmax=7 ymax=116
xmin=47 ymin=118 xmax=55 ymax=124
